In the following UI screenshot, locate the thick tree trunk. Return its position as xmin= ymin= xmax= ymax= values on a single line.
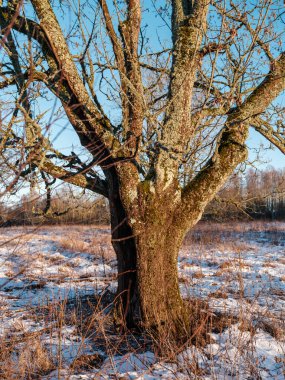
xmin=109 ymin=184 xmax=190 ymax=339
xmin=135 ymin=226 xmax=189 ymax=339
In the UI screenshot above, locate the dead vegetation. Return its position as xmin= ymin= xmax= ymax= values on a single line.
xmin=0 ymin=334 xmax=56 ymax=379
xmin=0 ymin=222 xmax=284 ymax=378
xmin=58 ymin=231 xmax=115 ymax=262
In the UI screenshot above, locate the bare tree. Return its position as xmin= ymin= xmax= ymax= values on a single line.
xmin=0 ymin=0 xmax=285 ymax=340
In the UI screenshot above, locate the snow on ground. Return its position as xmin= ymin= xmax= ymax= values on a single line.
xmin=0 ymin=223 xmax=284 ymax=379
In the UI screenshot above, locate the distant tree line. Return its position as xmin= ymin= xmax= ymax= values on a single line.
xmin=205 ymin=167 xmax=285 ymax=220
xmin=0 ymin=167 xmax=284 ymax=226
xmin=0 ymin=189 xmax=110 ymax=226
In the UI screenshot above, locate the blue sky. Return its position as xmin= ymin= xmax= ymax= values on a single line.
xmin=1 ymin=0 xmax=284 ymax=207
xmin=50 ymin=122 xmax=285 ymax=170
xmin=47 ymin=0 xmax=284 ymax=171
xmin=248 ymin=130 xmax=285 ymax=169
xmin=3 ymin=0 xmax=284 ymax=178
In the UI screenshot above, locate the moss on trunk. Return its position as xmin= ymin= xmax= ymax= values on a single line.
xmin=110 ymin=186 xmax=191 ymax=341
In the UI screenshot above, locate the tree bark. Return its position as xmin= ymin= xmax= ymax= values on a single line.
xmin=110 ymin=206 xmax=139 ymax=329
xmin=135 ymin=225 xmax=189 ymax=339
xmin=107 ymin=170 xmax=139 ymax=329
xmin=109 ymin=177 xmax=190 ymax=340
xmin=111 ymin=214 xmax=190 ymax=339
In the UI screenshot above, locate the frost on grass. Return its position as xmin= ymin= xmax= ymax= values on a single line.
xmin=0 ymin=222 xmax=284 ymax=379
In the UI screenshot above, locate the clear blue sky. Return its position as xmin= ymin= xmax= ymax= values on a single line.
xmin=248 ymin=130 xmax=285 ymax=169
xmin=2 ymin=0 xmax=284 ymax=208
xmin=51 ymin=0 xmax=285 ymax=171
xmin=30 ymin=0 xmax=285 ymax=172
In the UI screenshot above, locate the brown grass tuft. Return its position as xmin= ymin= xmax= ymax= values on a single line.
xmin=0 ymin=337 xmax=55 ymax=380
xmin=71 ymin=353 xmax=104 ymax=371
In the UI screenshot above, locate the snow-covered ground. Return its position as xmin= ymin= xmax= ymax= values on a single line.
xmin=0 ymin=223 xmax=284 ymax=379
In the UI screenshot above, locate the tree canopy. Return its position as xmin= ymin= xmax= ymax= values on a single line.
xmin=0 ymin=0 xmax=284 ymax=202
xmin=1 ymin=0 xmax=285 ymax=337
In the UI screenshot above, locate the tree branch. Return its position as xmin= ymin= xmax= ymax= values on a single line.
xmin=0 ymin=4 xmax=121 ymax=164
xmin=154 ymin=0 xmax=209 ymax=189
xmin=251 ymin=116 xmax=285 ymax=155
xmin=98 ymin=0 xmax=125 ymax=75
xmin=176 ymin=51 xmax=285 ymax=230
xmin=36 ymin=159 xmax=108 ymax=198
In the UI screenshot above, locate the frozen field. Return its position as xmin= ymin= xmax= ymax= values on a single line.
xmin=0 ymin=222 xmax=284 ymax=379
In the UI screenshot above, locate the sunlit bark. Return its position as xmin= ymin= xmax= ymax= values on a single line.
xmin=0 ymin=0 xmax=285 ymax=341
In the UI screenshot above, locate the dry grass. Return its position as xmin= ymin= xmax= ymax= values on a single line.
xmin=0 ymin=336 xmax=55 ymax=379
xmin=0 ymin=293 xmax=115 ymax=379
xmin=71 ymin=353 xmax=104 ymax=371
xmin=0 ymin=221 xmax=284 ymax=378
xmin=58 ymin=232 xmax=115 ymax=262
xmin=184 ymin=220 xmax=285 ymax=249
xmin=1 ymin=297 xmax=282 ymax=380
xmin=192 ymin=271 xmax=205 ymax=279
